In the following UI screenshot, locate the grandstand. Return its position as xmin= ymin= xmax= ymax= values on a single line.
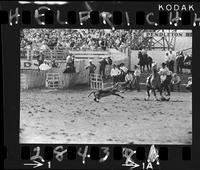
xmin=20 ymin=29 xmax=192 ymax=90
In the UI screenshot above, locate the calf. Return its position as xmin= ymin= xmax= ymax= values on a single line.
xmin=88 ymin=83 xmax=124 ymax=102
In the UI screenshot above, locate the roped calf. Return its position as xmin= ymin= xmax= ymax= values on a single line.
xmin=88 ymin=83 xmax=124 ymax=102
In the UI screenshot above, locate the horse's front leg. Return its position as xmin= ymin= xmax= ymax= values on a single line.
xmin=113 ymin=93 xmax=124 ymax=99
xmin=159 ymin=83 xmax=164 ymax=97
xmin=153 ymin=88 xmax=159 ymax=101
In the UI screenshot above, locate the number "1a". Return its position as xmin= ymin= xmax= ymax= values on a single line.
xmin=48 ymin=161 xmax=51 ymax=168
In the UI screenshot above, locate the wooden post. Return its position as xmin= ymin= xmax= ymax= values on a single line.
xmin=125 ymin=47 xmax=131 ymax=70
xmin=31 ymin=50 xmax=34 ymax=61
xmin=51 ymin=48 xmax=53 ymax=60
xmin=26 ymin=50 xmax=29 ymax=60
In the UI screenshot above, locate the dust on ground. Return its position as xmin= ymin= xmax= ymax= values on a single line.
xmin=20 ymin=89 xmax=192 ymax=144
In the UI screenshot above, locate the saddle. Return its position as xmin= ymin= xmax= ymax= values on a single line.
xmin=146 ymin=73 xmax=161 ymax=89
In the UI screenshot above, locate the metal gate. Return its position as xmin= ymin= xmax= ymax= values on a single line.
xmin=90 ymin=73 xmax=104 ymax=90
xmin=45 ymin=73 xmax=63 ymax=89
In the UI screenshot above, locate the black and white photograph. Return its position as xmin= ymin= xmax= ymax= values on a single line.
xmin=20 ymin=29 xmax=192 ymax=144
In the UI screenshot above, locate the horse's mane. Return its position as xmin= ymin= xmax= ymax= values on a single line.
xmin=152 ymin=68 xmax=159 ymax=77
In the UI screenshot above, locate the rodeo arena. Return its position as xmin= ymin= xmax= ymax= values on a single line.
xmin=20 ymin=29 xmax=192 ymax=144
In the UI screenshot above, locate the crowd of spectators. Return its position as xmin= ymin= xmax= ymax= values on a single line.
xmin=20 ymin=29 xmax=137 ymax=52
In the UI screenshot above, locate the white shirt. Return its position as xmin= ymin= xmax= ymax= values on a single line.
xmin=110 ymin=68 xmax=121 ymax=76
xmin=165 ymin=55 xmax=170 ymax=62
xmin=39 ymin=63 xmax=51 ymax=70
xmin=158 ymin=67 xmax=170 ymax=81
xmin=168 ymin=53 xmax=172 ymax=61
xmin=158 ymin=67 xmax=171 ymax=76
xmin=120 ymin=66 xmax=128 ymax=73
xmin=170 ymin=52 xmax=176 ymax=61
xmin=66 ymin=55 xmax=73 ymax=63
xmin=134 ymin=68 xmax=141 ymax=76
xmin=187 ymin=80 xmax=192 ymax=86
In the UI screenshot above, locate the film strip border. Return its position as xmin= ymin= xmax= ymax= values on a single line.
xmin=3 ymin=145 xmax=191 ymax=169
xmin=0 ymin=10 xmax=198 ymax=27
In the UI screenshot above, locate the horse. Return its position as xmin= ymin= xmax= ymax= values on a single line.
xmin=145 ymin=63 xmax=171 ymax=101
xmin=138 ymin=51 xmax=145 ymax=72
xmin=145 ymin=64 xmax=161 ymax=101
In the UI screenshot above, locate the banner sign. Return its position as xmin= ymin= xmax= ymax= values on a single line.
xmin=145 ymin=32 xmax=192 ymax=37
xmin=20 ymin=60 xmax=39 ymax=70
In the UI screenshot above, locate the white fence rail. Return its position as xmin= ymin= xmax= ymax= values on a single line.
xmin=21 ymin=49 xmax=110 ymax=61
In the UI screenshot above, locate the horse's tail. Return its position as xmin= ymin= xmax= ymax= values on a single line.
xmin=88 ymin=91 xmax=95 ymax=98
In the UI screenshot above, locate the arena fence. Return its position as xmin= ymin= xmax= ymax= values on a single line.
xmin=20 ymin=49 xmax=110 ymax=62
xmin=20 ymin=73 xmax=28 ymax=90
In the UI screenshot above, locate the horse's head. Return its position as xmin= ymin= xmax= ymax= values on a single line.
xmin=149 ymin=71 xmax=161 ymax=88
xmin=152 ymin=63 xmax=157 ymax=70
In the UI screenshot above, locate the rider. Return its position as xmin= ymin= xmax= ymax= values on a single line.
xmin=158 ymin=63 xmax=171 ymax=96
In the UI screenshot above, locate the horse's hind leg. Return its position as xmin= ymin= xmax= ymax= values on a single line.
xmin=145 ymin=86 xmax=150 ymax=100
xmin=113 ymin=93 xmax=124 ymax=99
xmin=159 ymin=84 xmax=164 ymax=97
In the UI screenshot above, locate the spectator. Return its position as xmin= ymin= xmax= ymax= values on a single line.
xmin=186 ymin=77 xmax=192 ymax=92
xmin=66 ymin=54 xmax=74 ymax=67
xmin=164 ymin=52 xmax=170 ymax=68
xmin=107 ymin=56 xmax=112 ymax=65
xmin=51 ymin=59 xmax=58 ymax=68
xmin=170 ymin=73 xmax=181 ymax=92
xmin=37 ymin=53 xmax=45 ymax=66
xmin=183 ymin=53 xmax=192 ymax=70
xmin=118 ymin=63 xmax=127 ymax=82
xmin=20 ymin=29 xmax=147 ymax=52
xmin=110 ymin=64 xmax=121 ymax=85
xmin=138 ymin=50 xmax=144 ymax=72
xmin=105 ymin=56 xmax=113 ymax=78
xmin=64 ymin=54 xmax=75 ymax=73
xmin=133 ymin=65 xmax=141 ymax=91
xmin=169 ymin=50 xmax=176 ymax=72
xmin=120 ymin=63 xmax=128 ymax=74
xmin=117 ymin=64 xmax=124 ymax=82
xmin=86 ymin=60 xmax=96 ymax=77
xmin=99 ymin=57 xmax=107 ymax=79
xmin=176 ymin=51 xmax=184 ymax=74
xmin=39 ymin=61 xmax=51 ymax=70
xmin=124 ymin=70 xmax=134 ymax=90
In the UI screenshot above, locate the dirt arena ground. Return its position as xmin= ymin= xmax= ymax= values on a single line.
xmin=20 ymin=88 xmax=192 ymax=144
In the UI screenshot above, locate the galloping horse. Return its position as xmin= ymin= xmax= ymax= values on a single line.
xmin=145 ymin=63 xmax=162 ymax=101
